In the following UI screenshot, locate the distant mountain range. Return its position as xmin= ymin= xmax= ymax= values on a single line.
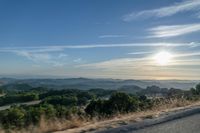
xmin=0 ymin=78 xmax=199 ymax=90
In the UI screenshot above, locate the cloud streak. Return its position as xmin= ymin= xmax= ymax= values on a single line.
xmin=98 ymin=35 xmax=127 ymax=38
xmin=0 ymin=42 xmax=193 ymax=53
xmin=123 ymin=0 xmax=200 ymax=21
xmin=15 ymin=51 xmax=67 ymax=67
xmin=148 ymin=23 xmax=200 ymax=38
xmin=79 ymin=51 xmax=200 ymax=70
xmin=127 ymin=51 xmax=153 ymax=55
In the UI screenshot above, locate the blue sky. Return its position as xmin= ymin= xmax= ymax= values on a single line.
xmin=1 ymin=0 xmax=200 ymax=80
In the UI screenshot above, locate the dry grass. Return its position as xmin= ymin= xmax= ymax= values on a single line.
xmin=0 ymin=116 xmax=86 ymax=133
xmin=153 ymin=98 xmax=192 ymax=109
xmin=54 ymin=99 xmax=200 ymax=133
xmin=1 ymin=99 xmax=200 ymax=133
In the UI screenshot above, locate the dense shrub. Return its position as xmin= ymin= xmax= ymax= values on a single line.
xmin=0 ymin=107 xmax=26 ymax=128
xmin=43 ymin=96 xmax=78 ymax=107
xmin=85 ymin=92 xmax=141 ymax=116
xmin=0 ymin=93 xmax=39 ymax=106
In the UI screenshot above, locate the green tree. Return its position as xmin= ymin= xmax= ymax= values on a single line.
xmin=109 ymin=92 xmax=139 ymax=113
xmin=0 ymin=107 xmax=25 ymax=128
xmin=85 ymin=92 xmax=139 ymax=116
xmin=190 ymin=88 xmax=197 ymax=95
xmin=196 ymin=83 xmax=200 ymax=95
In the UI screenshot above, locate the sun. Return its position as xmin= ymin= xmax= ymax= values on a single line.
xmin=154 ymin=51 xmax=172 ymax=66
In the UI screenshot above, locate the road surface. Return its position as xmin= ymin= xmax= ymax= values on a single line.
xmin=0 ymin=100 xmax=41 ymax=111
xmin=131 ymin=113 xmax=200 ymax=133
xmin=98 ymin=107 xmax=200 ymax=133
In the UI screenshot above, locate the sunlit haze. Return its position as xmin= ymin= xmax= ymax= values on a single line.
xmin=154 ymin=51 xmax=173 ymax=66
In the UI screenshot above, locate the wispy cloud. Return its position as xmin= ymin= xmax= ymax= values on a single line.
xmin=15 ymin=51 xmax=67 ymax=67
xmin=79 ymin=51 xmax=200 ymax=70
xmin=98 ymin=35 xmax=127 ymax=38
xmin=58 ymin=53 xmax=68 ymax=58
xmin=175 ymin=52 xmax=200 ymax=58
xmin=188 ymin=42 xmax=200 ymax=47
xmin=16 ymin=51 xmax=51 ymax=62
xmin=123 ymin=0 xmax=200 ymax=21
xmin=0 ymin=42 xmax=193 ymax=54
xmin=77 ymin=55 xmax=200 ymax=80
xmin=78 ymin=58 xmax=149 ymax=69
xmin=148 ymin=23 xmax=200 ymax=38
xmin=127 ymin=51 xmax=153 ymax=55
xmin=73 ymin=58 xmax=82 ymax=63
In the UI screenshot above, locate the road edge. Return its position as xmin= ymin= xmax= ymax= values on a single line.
xmin=97 ymin=105 xmax=200 ymax=133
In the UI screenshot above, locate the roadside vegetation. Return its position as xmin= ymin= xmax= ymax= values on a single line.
xmin=0 ymin=83 xmax=199 ymax=133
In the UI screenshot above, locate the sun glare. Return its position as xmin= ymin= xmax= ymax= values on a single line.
xmin=154 ymin=51 xmax=172 ymax=66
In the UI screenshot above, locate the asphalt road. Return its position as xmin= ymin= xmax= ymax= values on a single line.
xmin=97 ymin=107 xmax=200 ymax=133
xmin=131 ymin=113 xmax=200 ymax=133
xmin=0 ymin=100 xmax=41 ymax=111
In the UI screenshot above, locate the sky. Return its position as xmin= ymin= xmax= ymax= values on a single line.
xmin=0 ymin=0 xmax=200 ymax=80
